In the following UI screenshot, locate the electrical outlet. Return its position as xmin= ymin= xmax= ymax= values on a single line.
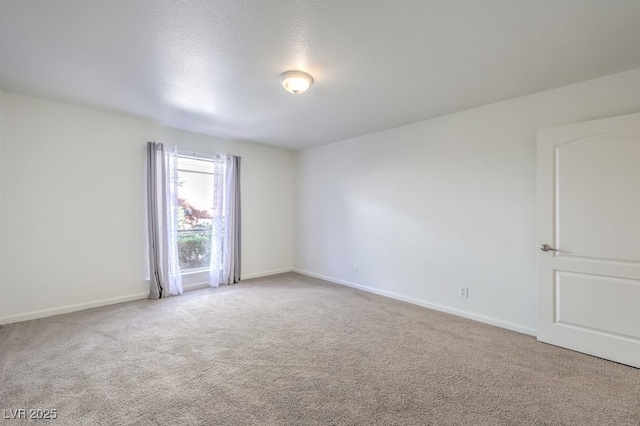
xmin=305 ymin=256 xmax=308 ymax=264
xmin=353 ymin=265 xmax=359 ymax=274
xmin=459 ymin=286 xmax=468 ymax=298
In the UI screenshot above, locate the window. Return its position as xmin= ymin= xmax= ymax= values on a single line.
xmin=176 ymin=155 xmax=224 ymax=271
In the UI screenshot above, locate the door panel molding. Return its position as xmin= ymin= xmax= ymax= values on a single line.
xmin=537 ymin=111 xmax=640 ymax=368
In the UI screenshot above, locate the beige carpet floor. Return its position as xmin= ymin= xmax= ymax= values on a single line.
xmin=1 ymin=272 xmax=638 ymax=425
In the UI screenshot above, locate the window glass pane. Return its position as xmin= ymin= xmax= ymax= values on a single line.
xmin=176 ymin=157 xmax=216 ymax=271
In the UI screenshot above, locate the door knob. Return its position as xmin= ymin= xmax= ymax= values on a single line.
xmin=537 ymin=244 xmax=558 ymax=252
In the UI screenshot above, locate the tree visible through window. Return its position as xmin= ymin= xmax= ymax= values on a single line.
xmin=176 ymin=156 xmax=224 ymax=271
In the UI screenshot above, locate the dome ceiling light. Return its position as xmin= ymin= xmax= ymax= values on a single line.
xmin=278 ymin=70 xmax=314 ymax=95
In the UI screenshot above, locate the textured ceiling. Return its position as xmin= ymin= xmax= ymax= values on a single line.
xmin=1 ymin=0 xmax=640 ymax=151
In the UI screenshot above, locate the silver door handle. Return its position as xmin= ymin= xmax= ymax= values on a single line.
xmin=537 ymin=244 xmax=558 ymax=252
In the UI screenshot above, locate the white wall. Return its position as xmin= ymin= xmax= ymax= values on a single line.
xmin=0 ymin=93 xmax=293 ymax=324
xmin=294 ymin=68 xmax=640 ymax=335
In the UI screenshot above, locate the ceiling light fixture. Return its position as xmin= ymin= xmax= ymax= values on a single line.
xmin=278 ymin=70 xmax=314 ymax=95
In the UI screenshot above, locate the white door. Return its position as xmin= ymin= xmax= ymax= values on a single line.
xmin=537 ymin=112 xmax=640 ymax=368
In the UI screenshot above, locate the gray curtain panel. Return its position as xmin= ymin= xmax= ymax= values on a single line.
xmin=147 ymin=142 xmax=166 ymax=299
xmin=228 ymin=155 xmax=241 ymax=283
xmin=146 ymin=141 xmax=183 ymax=299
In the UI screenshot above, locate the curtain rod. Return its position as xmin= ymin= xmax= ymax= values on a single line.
xmin=177 ymin=150 xmax=240 ymax=160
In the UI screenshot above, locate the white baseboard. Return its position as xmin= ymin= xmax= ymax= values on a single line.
xmin=181 ymin=268 xmax=294 ymax=290
xmin=0 ymin=268 xmax=296 ymax=325
xmin=293 ymin=268 xmax=537 ymax=337
xmin=6 ymin=267 xmax=527 ymax=336
xmin=242 ymin=268 xmax=293 ymax=280
xmin=0 ymin=292 xmax=149 ymax=325
xmin=181 ymin=267 xmax=295 ymax=290
xmin=181 ymin=270 xmax=209 ymax=291
xmin=183 ymin=282 xmax=209 ymax=291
